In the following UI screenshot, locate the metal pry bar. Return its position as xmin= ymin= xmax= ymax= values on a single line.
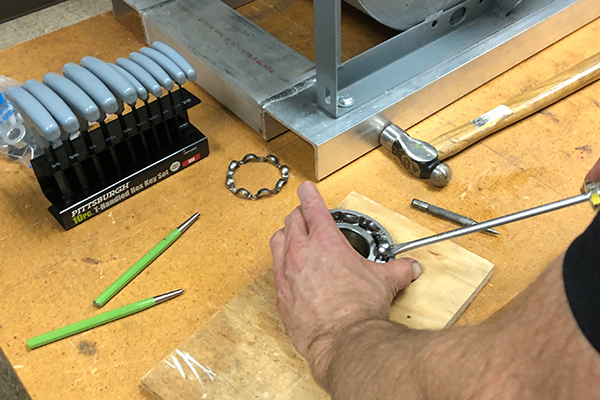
xmin=382 ymin=184 xmax=600 ymax=258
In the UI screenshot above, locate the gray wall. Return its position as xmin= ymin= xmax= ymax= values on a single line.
xmin=1 ymin=0 xmax=66 ymax=23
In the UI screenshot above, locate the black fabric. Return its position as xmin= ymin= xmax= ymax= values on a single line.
xmin=563 ymin=211 xmax=600 ymax=354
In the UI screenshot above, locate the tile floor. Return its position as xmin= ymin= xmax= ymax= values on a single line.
xmin=0 ymin=0 xmax=112 ymax=51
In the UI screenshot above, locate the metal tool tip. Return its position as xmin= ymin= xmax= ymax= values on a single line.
xmin=411 ymin=199 xmax=429 ymax=211
xmin=93 ymin=300 xmax=102 ymax=308
xmin=487 ymin=228 xmax=501 ymax=235
xmin=177 ymin=212 xmax=200 ymax=233
xmin=154 ymin=289 xmax=184 ymax=304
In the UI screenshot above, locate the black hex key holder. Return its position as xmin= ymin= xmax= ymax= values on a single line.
xmin=31 ymin=88 xmax=208 ymax=229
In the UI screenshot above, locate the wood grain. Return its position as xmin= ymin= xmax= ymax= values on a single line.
xmin=1 ymin=7 xmax=599 ymax=400
xmin=431 ymin=50 xmax=600 ymax=160
xmin=141 ymin=192 xmax=494 ymax=399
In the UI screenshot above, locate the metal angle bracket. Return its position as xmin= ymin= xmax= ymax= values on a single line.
xmin=113 ymin=0 xmax=600 ymax=180
xmin=268 ymin=0 xmax=600 ymax=179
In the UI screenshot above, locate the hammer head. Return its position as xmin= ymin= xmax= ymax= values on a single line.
xmin=380 ymin=124 xmax=452 ymax=187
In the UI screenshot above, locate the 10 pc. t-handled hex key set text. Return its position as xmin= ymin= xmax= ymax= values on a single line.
xmin=4 ymin=42 xmax=209 ymax=229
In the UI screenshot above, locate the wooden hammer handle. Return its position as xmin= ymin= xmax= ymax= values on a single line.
xmin=430 ymin=51 xmax=600 ymax=161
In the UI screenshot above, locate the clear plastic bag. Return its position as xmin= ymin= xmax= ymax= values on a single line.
xmin=0 ymin=76 xmax=40 ymax=166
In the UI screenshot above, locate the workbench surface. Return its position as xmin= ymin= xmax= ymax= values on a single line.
xmin=0 ymin=4 xmax=599 ymax=399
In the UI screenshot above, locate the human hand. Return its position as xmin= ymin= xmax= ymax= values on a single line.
xmin=585 ymin=157 xmax=600 ymax=184
xmin=581 ymin=157 xmax=600 ymax=193
xmin=269 ymin=181 xmax=421 ymax=384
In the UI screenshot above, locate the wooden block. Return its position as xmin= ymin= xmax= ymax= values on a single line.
xmin=141 ymin=192 xmax=494 ymax=399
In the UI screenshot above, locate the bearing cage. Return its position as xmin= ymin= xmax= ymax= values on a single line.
xmin=226 ymin=154 xmax=289 ymax=200
xmin=330 ymin=209 xmax=394 ymax=263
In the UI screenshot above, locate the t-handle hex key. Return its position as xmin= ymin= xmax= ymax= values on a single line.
xmin=4 ymin=86 xmax=73 ymax=198
xmin=107 ymin=62 xmax=150 ymax=150
xmin=80 ymin=56 xmax=141 ymax=163
xmin=43 ymin=72 xmax=106 ymax=182
xmin=152 ymin=41 xmax=197 ymax=81
xmin=115 ymin=57 xmax=164 ymax=147
xmin=152 ymin=41 xmax=198 ymax=114
xmin=23 ymin=79 xmax=90 ymax=190
xmin=61 ymin=63 xmax=124 ymax=171
xmin=129 ymin=51 xmax=175 ymax=144
xmin=380 ymin=184 xmax=600 ymax=258
xmin=140 ymin=47 xmax=186 ymax=111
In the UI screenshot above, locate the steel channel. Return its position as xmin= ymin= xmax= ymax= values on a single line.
xmin=263 ymin=0 xmax=600 ymax=179
xmin=130 ymin=0 xmax=315 ymax=138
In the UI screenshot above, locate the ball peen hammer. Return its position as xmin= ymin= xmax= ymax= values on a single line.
xmin=380 ymin=50 xmax=600 ymax=187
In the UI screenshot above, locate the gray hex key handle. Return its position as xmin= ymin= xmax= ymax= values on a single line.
xmin=116 ymin=57 xmax=162 ymax=98
xmin=140 ymin=47 xmax=186 ymax=85
xmin=23 ymin=79 xmax=91 ymax=189
xmin=108 ymin=63 xmax=148 ymax=102
xmin=80 ymin=56 xmax=137 ymax=106
xmin=62 ymin=63 xmax=119 ymax=115
xmin=43 ymin=72 xmax=107 ymax=181
xmin=22 ymin=80 xmax=80 ymax=138
xmin=129 ymin=52 xmax=174 ymax=91
xmin=42 ymin=72 xmax=101 ymax=128
xmin=5 ymin=86 xmax=74 ymax=197
xmin=152 ymin=41 xmax=197 ymax=81
xmin=4 ymin=86 xmax=61 ymax=148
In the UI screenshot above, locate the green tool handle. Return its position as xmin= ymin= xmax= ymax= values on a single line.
xmin=27 ymin=297 xmax=155 ymax=350
xmin=94 ymin=229 xmax=181 ymax=308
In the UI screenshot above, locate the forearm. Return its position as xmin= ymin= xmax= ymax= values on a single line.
xmin=321 ymin=318 xmax=492 ymax=400
xmin=321 ymin=257 xmax=600 ymax=400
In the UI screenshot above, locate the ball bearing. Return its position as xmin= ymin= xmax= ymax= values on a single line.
xmin=330 ymin=209 xmax=394 ymax=263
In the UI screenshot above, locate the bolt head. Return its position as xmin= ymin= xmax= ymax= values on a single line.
xmin=430 ymin=163 xmax=452 ymax=187
xmin=338 ymin=94 xmax=355 ymax=108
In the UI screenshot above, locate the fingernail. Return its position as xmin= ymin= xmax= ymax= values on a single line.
xmin=412 ymin=261 xmax=422 ymax=279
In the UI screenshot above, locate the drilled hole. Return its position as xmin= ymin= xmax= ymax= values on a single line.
xmin=431 ymin=20 xmax=438 ymax=27
xmin=324 ymin=87 xmax=332 ymax=105
xmin=450 ymin=7 xmax=467 ymax=25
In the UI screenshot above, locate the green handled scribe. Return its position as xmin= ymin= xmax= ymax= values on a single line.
xmin=27 ymin=289 xmax=183 ymax=350
xmin=93 ymin=212 xmax=199 ymax=308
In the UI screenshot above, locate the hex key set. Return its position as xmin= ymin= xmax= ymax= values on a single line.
xmin=5 ymin=42 xmax=209 ymax=229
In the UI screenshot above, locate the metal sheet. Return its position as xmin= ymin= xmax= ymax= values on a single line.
xmin=263 ymin=0 xmax=600 ymax=179
xmin=141 ymin=0 xmax=315 ymax=138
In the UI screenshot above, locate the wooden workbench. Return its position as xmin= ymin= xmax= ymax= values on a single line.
xmin=0 ymin=3 xmax=599 ymax=399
